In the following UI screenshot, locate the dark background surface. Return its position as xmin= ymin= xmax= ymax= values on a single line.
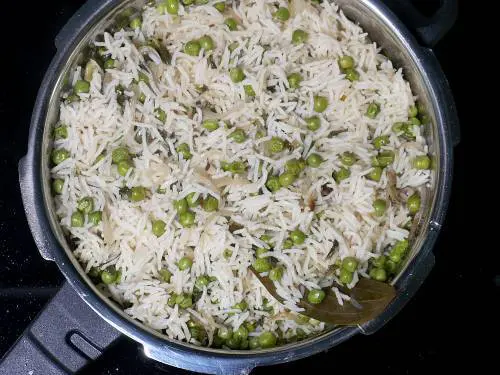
xmin=2 ymin=0 xmax=494 ymax=374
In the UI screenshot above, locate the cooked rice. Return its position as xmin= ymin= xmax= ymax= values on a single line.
xmin=51 ymin=0 xmax=431 ymax=345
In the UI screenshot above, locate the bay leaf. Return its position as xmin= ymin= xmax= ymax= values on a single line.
xmin=250 ymin=267 xmax=396 ymax=326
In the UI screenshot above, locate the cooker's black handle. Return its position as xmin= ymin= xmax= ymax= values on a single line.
xmin=0 ymin=282 xmax=121 ymax=375
xmin=382 ymin=0 xmax=458 ymax=47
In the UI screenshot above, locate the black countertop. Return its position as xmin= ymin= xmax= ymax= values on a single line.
xmin=2 ymin=1 xmax=494 ymax=374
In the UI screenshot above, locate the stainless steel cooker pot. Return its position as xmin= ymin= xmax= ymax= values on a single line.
xmin=1 ymin=1 xmax=460 ymax=374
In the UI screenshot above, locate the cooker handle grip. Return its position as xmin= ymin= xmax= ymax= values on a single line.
xmin=383 ymin=0 xmax=458 ymax=47
xmin=0 ymin=282 xmax=121 ymax=374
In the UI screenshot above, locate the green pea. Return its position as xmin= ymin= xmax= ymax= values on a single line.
xmin=249 ymin=336 xmax=260 ymax=349
xmin=392 ymin=122 xmax=405 ymax=133
xmin=255 ymin=247 xmax=268 ymax=258
xmin=269 ymin=266 xmax=284 ymax=281
xmin=223 ymin=248 xmax=233 ymax=259
xmin=341 ymin=256 xmax=358 ymax=272
xmin=290 ymin=229 xmax=306 ymax=245
xmin=373 ymin=135 xmax=390 ymax=150
xmin=202 ymin=119 xmax=219 ymax=131
xmin=130 ymin=17 xmax=142 ymax=29
xmin=244 ymin=84 xmax=256 ymax=97
xmin=117 ymin=159 xmax=133 ymax=176
xmin=313 ymin=95 xmax=328 ymax=113
xmin=159 ymin=268 xmax=172 ymax=282
xmin=195 ymin=275 xmax=210 ymax=289
xmin=292 ymin=29 xmax=308 ymax=44
xmin=240 ymin=339 xmax=249 ymax=350
xmin=407 ymin=193 xmax=421 ymax=215
xmin=223 ymin=161 xmax=247 ymax=174
xmin=340 ymin=152 xmax=356 ymax=166
xmin=88 ymin=211 xmax=102 ymax=226
xmin=225 ymin=336 xmax=240 ymax=349
xmin=176 ymin=143 xmax=192 ymax=160
xmin=53 ymin=125 xmax=68 ymax=140
xmin=184 ymin=40 xmax=201 ymax=56
xmin=253 ymin=257 xmax=272 ymax=273
xmin=179 ymin=294 xmax=193 ymax=309
xmin=269 ymin=137 xmax=285 ymax=153
xmin=338 ymin=55 xmax=354 ymax=70
xmin=339 ymin=268 xmax=353 ymax=284
xmin=52 ymin=179 xmax=64 ymax=194
xmin=152 ymin=219 xmax=166 ymax=237
xmin=259 ymin=235 xmax=273 ymax=247
xmin=154 ymin=108 xmax=166 ymax=122
xmin=413 ymin=155 xmax=431 ymax=170
xmin=388 ymin=251 xmax=401 ymax=263
xmin=202 ymin=195 xmax=219 ymax=212
xmin=244 ymin=321 xmax=256 ymax=333
xmin=266 ymin=175 xmax=281 ymax=192
xmin=234 ymin=326 xmax=249 ymax=341
xmin=233 ymin=300 xmax=248 ymax=311
xmin=51 ymin=149 xmax=70 ymax=165
xmin=306 ymin=153 xmax=323 ymax=168
xmin=255 ymin=129 xmax=266 ymax=139
xmin=369 ymin=267 xmax=387 ymax=282
xmin=167 ymin=293 xmax=177 ymax=307
xmin=282 ymin=238 xmax=293 ymax=249
xmin=287 ymin=72 xmax=302 ymax=89
xmin=65 ymin=94 xmax=80 ymax=104
xmin=74 ymin=80 xmax=90 ymax=94
xmin=129 ymin=186 xmax=146 ymax=202
xmin=179 ymin=210 xmax=196 ymax=227
xmin=77 ymin=197 xmax=94 ymax=214
xmin=214 ymin=2 xmax=225 ymax=12
xmin=392 ymin=239 xmax=409 ymax=256
xmin=333 ymin=167 xmax=351 ymax=182
xmin=377 ymin=150 xmax=395 ymax=167
xmin=385 ymin=259 xmax=398 ymax=274
xmin=178 ymin=256 xmax=193 ymax=270
xmin=165 ymin=0 xmax=179 ymax=15
xmin=344 ymin=68 xmax=359 ymax=82
xmin=101 ymin=270 xmax=118 ymax=284
xmin=259 ymin=332 xmax=277 ymax=348
xmin=230 ymin=67 xmax=245 ymax=83
xmin=104 ymin=58 xmax=115 ymax=69
xmin=71 ymin=211 xmax=85 ymax=227
xmin=112 ymin=147 xmax=130 ymax=164
xmin=295 ymin=314 xmax=310 ymax=325
xmin=217 ymin=327 xmax=233 ymax=340
xmin=409 ymin=116 xmax=421 ymax=126
xmin=174 ymin=198 xmax=188 ymax=214
xmin=408 ymin=105 xmax=418 ymax=118
xmin=367 ymin=166 xmax=382 ymax=182
xmin=285 ymin=158 xmax=306 ymax=175
xmin=229 ymin=128 xmax=247 ymax=143
xmin=278 ymin=172 xmax=297 ymax=188
xmin=372 ymin=255 xmax=387 ymax=269
xmin=138 ymin=92 xmax=146 ymax=103
xmin=199 ymin=35 xmax=215 ymax=51
xmin=225 ymin=18 xmax=238 ymax=31
xmin=373 ymin=199 xmax=387 ymax=217
xmin=274 ymin=7 xmax=290 ymax=21
xmin=306 ymin=116 xmax=321 ymax=131
xmin=366 ymin=102 xmax=381 ymax=119
xmin=307 ymin=289 xmax=325 ymax=304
